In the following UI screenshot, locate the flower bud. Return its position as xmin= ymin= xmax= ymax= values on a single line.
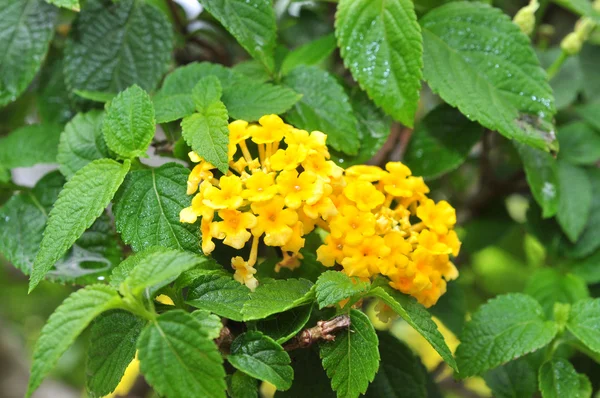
xmin=513 ymin=0 xmax=539 ymax=35
xmin=561 ymin=32 xmax=583 ymax=55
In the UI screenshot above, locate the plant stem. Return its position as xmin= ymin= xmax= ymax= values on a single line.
xmin=546 ymin=51 xmax=568 ymax=80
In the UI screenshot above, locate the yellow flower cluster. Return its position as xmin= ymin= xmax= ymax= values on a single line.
xmin=180 ymin=115 xmax=460 ymax=307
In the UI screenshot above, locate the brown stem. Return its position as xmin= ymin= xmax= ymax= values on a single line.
xmin=283 ymin=315 xmax=351 ymax=351
xmin=215 ymin=326 xmax=234 ymax=354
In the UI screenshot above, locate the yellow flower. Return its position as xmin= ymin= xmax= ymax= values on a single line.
xmin=346 ymin=165 xmax=387 ymax=182
xmin=276 ymin=170 xmax=323 ymax=209
xmin=343 ymin=180 xmax=385 ymax=211
xmin=303 ymin=185 xmax=338 ymax=221
xmin=285 ymin=129 xmax=329 ymax=158
xmin=316 ymin=235 xmax=345 ymax=267
xmin=418 ymin=229 xmax=453 ymax=255
xmin=270 ymin=145 xmax=308 ymax=171
xmin=281 ymin=222 xmax=305 ymax=253
xmin=232 ymin=256 xmax=258 ymax=291
xmin=203 ymin=175 xmax=244 ymax=210
xmin=201 ymin=216 xmax=215 ymax=254
xmin=242 ymin=170 xmax=278 ymax=202
xmin=187 ymin=161 xmax=214 ymax=195
xmin=302 ymin=153 xmax=343 ymax=181
xmin=341 ymin=236 xmax=390 ymax=278
xmin=251 ymin=196 xmax=298 ymax=246
xmin=417 ymin=199 xmax=456 ymax=235
xmin=251 ymin=115 xmax=290 ymax=144
xmin=329 ymin=205 xmax=376 ymax=246
xmin=211 ymin=210 xmax=257 ymax=249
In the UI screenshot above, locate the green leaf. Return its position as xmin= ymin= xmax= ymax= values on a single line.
xmin=556 ymin=161 xmax=592 ymax=242
xmin=455 ymin=293 xmax=558 ymax=377
xmin=137 ymin=310 xmax=226 ymax=398
xmin=484 ymin=356 xmax=538 ymax=398
xmin=232 ymin=60 xmax=271 ymax=83
xmin=315 ymin=271 xmax=369 ymax=309
xmin=557 ymin=121 xmax=600 ymax=166
xmin=87 ymin=310 xmax=145 ymax=397
xmin=404 ymin=104 xmax=483 ymax=179
xmin=421 ymin=2 xmax=556 ymax=151
xmin=277 ymin=348 xmax=335 ymax=398
xmin=37 ymin=58 xmax=75 ymax=125
xmin=45 ymin=0 xmax=79 ymax=11
xmin=580 ymin=44 xmax=600 ymax=102
xmin=74 ymin=90 xmax=117 ymax=103
xmin=365 ymin=332 xmax=427 ymax=398
xmin=254 ymin=305 xmax=313 ymax=344
xmin=368 ymin=283 xmax=457 ymax=371
xmin=320 ymin=309 xmax=379 ymax=398
xmin=29 ymin=159 xmax=130 ymax=291
xmin=567 ymin=298 xmax=600 ymax=355
xmin=570 ymin=249 xmax=600 ymax=284
xmin=336 ymin=0 xmax=422 ymax=126
xmin=64 ymin=0 xmax=173 ymax=94
xmin=186 ymin=271 xmax=250 ymax=321
xmin=113 ymin=162 xmax=199 ymax=253
xmin=222 ymin=82 xmax=302 ymax=121
xmin=516 ymin=143 xmax=559 ymax=218
xmin=538 ymin=48 xmax=583 ymax=110
xmin=429 ymin=282 xmax=467 ymax=337
xmin=284 ymin=66 xmax=359 ymax=155
xmin=58 ymin=111 xmax=111 ymax=179
xmin=0 ymin=124 xmax=62 ymax=169
xmin=281 ymin=34 xmax=337 ymax=76
xmin=27 ymin=285 xmax=122 ymax=398
xmin=181 ymin=78 xmax=229 ymax=173
xmin=103 ymin=85 xmax=156 ymax=159
xmin=199 ymin=0 xmax=276 ymax=71
xmin=228 ymin=371 xmax=258 ymax=398
xmin=0 ymin=0 xmax=57 ymax=106
xmin=570 ymin=169 xmax=600 ymax=258
xmin=228 ymin=331 xmax=293 ymax=391
xmin=553 ymin=0 xmax=600 ymax=23
xmin=242 ymin=278 xmax=315 ymax=321
xmin=577 ymin=101 xmax=600 ymax=132
xmin=191 ymin=309 xmax=223 ymax=340
xmin=538 ymin=358 xmax=582 ymax=398
xmin=525 ymin=269 xmax=589 ymax=319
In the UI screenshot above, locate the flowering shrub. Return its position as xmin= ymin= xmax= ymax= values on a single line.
xmin=0 ymin=0 xmax=599 ymax=397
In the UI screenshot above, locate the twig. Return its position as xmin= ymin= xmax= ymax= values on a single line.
xmin=283 ymin=315 xmax=351 ymax=351
xmin=215 ymin=325 xmax=234 ymax=354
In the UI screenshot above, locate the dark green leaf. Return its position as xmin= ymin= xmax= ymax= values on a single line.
xmin=577 ymin=101 xmax=600 ymax=132
xmin=557 ymin=121 xmax=600 ymax=166
xmin=516 ymin=143 xmax=559 ymax=218
xmin=484 ymin=356 xmax=538 ymax=398
xmin=556 ymin=161 xmax=592 ymax=242
xmin=538 ymin=358 xmax=581 ymax=398
xmin=191 ymin=310 xmax=222 ymax=340
xmin=553 ymin=0 xmax=600 ymax=23
xmin=221 ymin=82 xmax=302 ymax=121
xmin=281 ymin=34 xmax=336 ymax=76
xmin=570 ymin=249 xmax=600 ymax=284
xmin=186 ymin=271 xmax=250 ymax=321
xmin=571 ymin=169 xmax=600 ymax=258
xmin=254 ymin=305 xmax=313 ymax=344
xmin=228 ymin=371 xmax=258 ymax=398
xmin=315 ymin=271 xmax=369 ymax=309
xmin=538 ymin=48 xmax=583 ymax=110
xmin=37 ymin=58 xmax=75 ymax=124
xmin=242 ymin=278 xmax=315 ymax=321
xmin=0 ymin=124 xmax=62 ymax=169
xmin=277 ymin=348 xmax=335 ymax=398
xmin=429 ymin=282 xmax=467 ymax=337
xmin=580 ymin=44 xmax=600 ymax=102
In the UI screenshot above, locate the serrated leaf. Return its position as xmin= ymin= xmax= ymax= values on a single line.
xmin=421 ymin=2 xmax=556 ymax=150
xmin=557 ymin=121 xmax=600 ymax=166
xmin=538 ymin=358 xmax=581 ymax=398
xmin=567 ymin=298 xmax=600 ymax=355
xmin=404 ymin=104 xmax=483 ymax=179
xmin=456 ymin=293 xmax=558 ymax=377
xmin=484 ymin=356 xmax=538 ymax=398
xmin=556 ymin=161 xmax=592 ymax=242
xmin=320 ymin=309 xmax=379 ymax=398
xmin=0 ymin=124 xmax=62 ymax=169
xmin=113 ymin=162 xmax=199 ymax=252
xmin=191 ymin=310 xmax=223 ymax=340
xmin=284 ymin=66 xmax=359 ymax=155
xmin=242 ymin=278 xmax=315 ymax=321
xmin=137 ymin=310 xmax=226 ymax=398
xmin=181 ymin=78 xmax=229 ymax=173
xmin=336 ymin=0 xmax=422 ymax=126
xmin=222 ymin=82 xmax=302 ymax=121
xmin=525 ymin=269 xmax=589 ymax=319
xmin=26 ymin=285 xmax=122 ymax=398
xmin=570 ymin=169 xmax=600 ymax=258
xmin=0 ymin=0 xmax=57 ymax=106
xmin=365 ymin=332 xmax=427 ymax=398
xmin=315 ymin=271 xmax=369 ymax=309
xmin=228 ymin=371 xmax=258 ymax=398
xmin=186 ymin=271 xmax=250 ymax=321
xmin=368 ymin=283 xmax=457 ymax=371
xmin=255 ymin=305 xmax=313 ymax=344
xmin=281 ymin=34 xmax=337 ymax=76
xmin=64 ymin=0 xmax=173 ymax=94
xmin=228 ymin=331 xmax=293 ymax=391
xmin=199 ymin=0 xmax=276 ymax=71
xmin=29 ymin=159 xmax=130 ymax=291
xmin=103 ymin=85 xmax=156 ymax=159
xmin=86 ymin=310 xmax=145 ymax=397
xmin=45 ymin=0 xmax=79 ymax=11
xmin=516 ymin=143 xmax=559 ymax=218
xmin=58 ymin=111 xmax=111 ymax=179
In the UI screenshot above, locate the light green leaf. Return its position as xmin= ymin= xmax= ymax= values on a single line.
xmin=29 ymin=159 xmax=130 ymax=291
xmin=64 ymin=0 xmax=173 ymax=94
xmin=484 ymin=356 xmax=538 ymax=398
xmin=404 ymin=104 xmax=483 ymax=179
xmin=320 ymin=309 xmax=379 ymax=398
xmin=567 ymin=298 xmax=600 ymax=355
xmin=456 ymin=293 xmax=558 ymax=377
xmin=228 ymin=331 xmax=293 ymax=391
xmin=27 ymin=285 xmax=122 ymax=398
xmin=525 ymin=269 xmax=589 ymax=318
xmin=199 ymin=0 xmax=277 ymax=71
xmin=284 ymin=66 xmax=359 ymax=155
xmin=74 ymin=90 xmax=117 ymax=103
xmin=58 ymin=111 xmax=111 ymax=178
xmin=228 ymin=371 xmax=258 ymax=398
xmin=86 ymin=310 xmax=145 ymax=397
xmin=0 ymin=124 xmax=62 ymax=169
xmin=538 ymin=358 xmax=582 ymax=398
xmin=222 ymin=82 xmax=302 ymax=121
xmin=421 ymin=2 xmax=556 ymax=151
xmin=0 ymin=0 xmax=57 ymax=106
xmin=113 ymin=162 xmax=199 ymax=253
xmin=281 ymin=34 xmax=337 ymax=76
xmin=368 ymin=283 xmax=457 ymax=371
xmin=181 ymin=78 xmax=229 ymax=173
xmin=191 ymin=309 xmax=223 ymax=340
xmin=577 ymin=101 xmax=600 ymax=131
xmin=336 ymin=0 xmax=422 ymax=126
xmin=556 ymin=161 xmax=592 ymax=242
xmin=45 ymin=0 xmax=79 ymax=11
xmin=242 ymin=278 xmax=315 ymax=321
xmin=557 ymin=121 xmax=600 ymax=166
xmin=365 ymin=332 xmax=427 ymax=398
xmin=186 ymin=271 xmax=250 ymax=321
xmin=137 ymin=310 xmax=226 ymax=398
xmin=570 ymin=169 xmax=600 ymax=258
xmin=232 ymin=60 xmax=271 ymax=82
xmin=516 ymin=143 xmax=559 ymax=218
xmin=315 ymin=271 xmax=369 ymax=309
xmin=103 ymin=85 xmax=156 ymax=159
